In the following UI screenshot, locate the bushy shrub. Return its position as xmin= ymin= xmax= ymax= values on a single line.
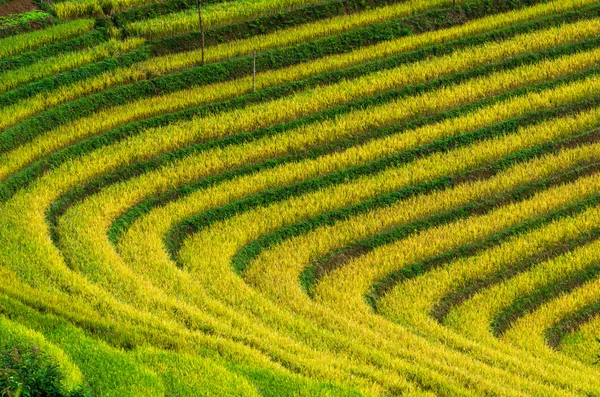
xmin=0 ymin=346 xmax=89 ymax=397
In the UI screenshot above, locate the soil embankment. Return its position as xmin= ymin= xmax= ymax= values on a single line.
xmin=0 ymin=0 xmax=37 ymax=17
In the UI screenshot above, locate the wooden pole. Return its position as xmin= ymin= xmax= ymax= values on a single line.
xmin=198 ymin=0 xmax=205 ymax=64
xmin=252 ymin=50 xmax=256 ymax=92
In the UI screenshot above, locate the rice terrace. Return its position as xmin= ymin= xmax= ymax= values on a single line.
xmin=7 ymin=0 xmax=600 ymax=394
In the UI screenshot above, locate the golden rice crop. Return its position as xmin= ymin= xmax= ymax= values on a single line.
xmin=2 ymin=13 xmax=597 ymax=183
xmin=53 ymin=0 xmax=104 ymax=19
xmin=374 ymin=182 xmax=600 ymax=387
xmin=504 ymin=266 xmax=600 ymax=353
xmin=4 ymin=0 xmax=592 ymax=129
xmin=124 ymin=0 xmax=456 ymax=38
xmin=131 ymin=106 xmax=597 ymax=392
xmin=445 ymin=229 xmax=600 ymax=340
xmin=52 ymin=88 xmax=600 ymax=397
xmin=188 ymin=108 xmax=600 ymax=314
xmin=6 ymin=49 xmax=597 ymax=397
xmin=241 ymin=144 xmax=600 ymax=392
xmin=118 ymin=76 xmax=600 ymax=292
xmin=127 ymin=0 xmax=599 ymax=68
xmin=6 ymin=1 xmax=600 ymax=394
xmin=176 ymin=133 xmax=600 ymax=396
xmin=560 ymin=313 xmax=600 ymax=364
xmin=0 ymin=38 xmax=144 ymax=94
xmin=0 ymin=19 xmax=94 ymax=60
xmin=378 ymin=200 xmax=600 ymax=325
xmin=5 ymin=40 xmax=600 ymax=184
xmin=122 ymin=0 xmax=335 ymax=37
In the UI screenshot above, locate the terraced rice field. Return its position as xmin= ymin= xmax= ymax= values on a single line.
xmin=3 ymin=0 xmax=600 ymax=395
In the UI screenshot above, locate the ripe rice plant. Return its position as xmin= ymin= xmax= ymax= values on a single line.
xmin=560 ymin=311 xmax=600 ymax=364
xmin=5 ymin=38 xmax=600 ymax=186
xmin=123 ymin=0 xmax=456 ymax=38
xmin=121 ymin=0 xmax=336 ymax=36
xmin=0 ymin=19 xmax=94 ymax=60
xmin=184 ymin=108 xmax=600 ymax=304
xmin=50 ymin=82 xmax=600 ymax=395
xmin=4 ymin=0 xmax=600 ymax=394
xmin=378 ymin=198 xmax=600 ymax=324
xmin=503 ymin=263 xmax=600 ymax=353
xmin=445 ymin=224 xmax=600 ymax=341
xmin=3 ymin=0 xmax=593 ymax=130
xmin=0 ymin=38 xmax=144 ymax=94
